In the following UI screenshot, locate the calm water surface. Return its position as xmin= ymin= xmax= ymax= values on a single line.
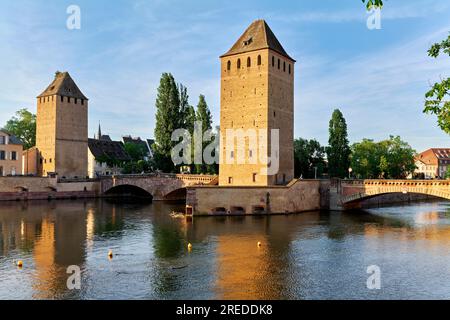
xmin=0 ymin=199 xmax=449 ymax=300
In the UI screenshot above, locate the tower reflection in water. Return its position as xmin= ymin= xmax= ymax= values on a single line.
xmin=0 ymin=199 xmax=449 ymax=300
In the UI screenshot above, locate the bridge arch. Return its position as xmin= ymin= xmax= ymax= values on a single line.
xmin=341 ymin=181 xmax=450 ymax=206
xmin=14 ymin=186 xmax=29 ymax=192
xmin=163 ymin=188 xmax=187 ymax=201
xmin=104 ymin=184 xmax=153 ymax=200
xmin=343 ymin=191 xmax=449 ymax=205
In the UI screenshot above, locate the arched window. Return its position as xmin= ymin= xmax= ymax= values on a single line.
xmin=272 ymin=56 xmax=275 ymax=67
xmin=257 ymin=55 xmax=262 ymax=66
xmin=283 ymin=61 xmax=286 ymax=72
xmin=247 ymin=57 xmax=251 ymax=67
xmin=237 ymin=59 xmax=241 ymax=69
xmin=278 ymin=59 xmax=280 ymax=69
xmin=227 ymin=60 xmax=231 ymax=71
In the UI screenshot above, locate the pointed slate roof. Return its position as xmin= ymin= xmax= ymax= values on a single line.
xmin=0 ymin=129 xmax=23 ymax=145
xmin=88 ymin=138 xmax=131 ymax=162
xmin=38 ymin=71 xmax=88 ymax=100
xmin=221 ymin=19 xmax=294 ymax=61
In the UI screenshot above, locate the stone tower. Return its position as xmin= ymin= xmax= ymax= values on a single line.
xmin=36 ymin=71 xmax=88 ymax=178
xmin=219 ymin=20 xmax=295 ymax=186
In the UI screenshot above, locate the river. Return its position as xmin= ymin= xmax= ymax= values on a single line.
xmin=0 ymin=199 xmax=449 ymax=300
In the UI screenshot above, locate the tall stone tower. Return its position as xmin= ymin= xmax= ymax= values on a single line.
xmin=36 ymin=71 xmax=88 ymax=178
xmin=219 ymin=20 xmax=295 ymax=186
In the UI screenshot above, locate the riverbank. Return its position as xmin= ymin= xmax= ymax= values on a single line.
xmin=0 ymin=176 xmax=100 ymax=201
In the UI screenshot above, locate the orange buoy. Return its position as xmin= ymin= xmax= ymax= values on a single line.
xmin=17 ymin=260 xmax=23 ymax=268
xmin=257 ymin=242 xmax=262 ymax=247
xmin=108 ymin=250 xmax=113 ymax=258
xmin=188 ymin=243 xmax=193 ymax=251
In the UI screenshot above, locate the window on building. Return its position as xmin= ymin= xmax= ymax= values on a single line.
xmin=228 ymin=177 xmax=233 ymax=184
xmin=49 ymin=158 xmax=52 ymax=163
xmin=237 ymin=59 xmax=241 ymax=69
xmin=11 ymin=151 xmax=16 ymax=161
xmin=247 ymin=57 xmax=251 ymax=67
xmin=68 ymin=97 xmax=71 ymax=103
xmin=272 ymin=56 xmax=275 ymax=67
xmin=230 ymin=151 xmax=234 ymax=159
xmin=249 ymin=150 xmax=253 ymax=158
xmin=253 ymin=173 xmax=257 ymax=182
xmin=278 ymin=59 xmax=280 ymax=69
xmin=0 ymin=136 xmax=5 ymax=145
xmin=75 ymin=98 xmax=78 ymax=104
xmin=289 ymin=64 xmax=291 ymax=74
xmin=258 ymin=55 xmax=262 ymax=66
xmin=283 ymin=61 xmax=286 ymax=72
xmin=81 ymin=99 xmax=84 ymax=105
xmin=227 ymin=60 xmax=231 ymax=70
xmin=61 ymin=96 xmax=64 ymax=102
xmin=0 ymin=150 xmax=5 ymax=160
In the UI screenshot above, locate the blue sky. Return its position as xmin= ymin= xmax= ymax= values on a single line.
xmin=0 ymin=0 xmax=449 ymax=151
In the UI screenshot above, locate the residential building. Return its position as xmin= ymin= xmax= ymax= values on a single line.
xmin=415 ymin=148 xmax=450 ymax=179
xmin=88 ymin=125 xmax=131 ymax=178
xmin=0 ymin=130 xmax=23 ymax=176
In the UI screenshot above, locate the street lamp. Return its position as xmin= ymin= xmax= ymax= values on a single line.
xmin=348 ymin=167 xmax=353 ymax=179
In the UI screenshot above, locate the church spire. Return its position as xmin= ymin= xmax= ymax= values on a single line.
xmin=97 ymin=122 xmax=102 ymax=140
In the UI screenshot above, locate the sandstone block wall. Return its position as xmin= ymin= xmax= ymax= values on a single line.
xmin=187 ymin=179 xmax=325 ymax=215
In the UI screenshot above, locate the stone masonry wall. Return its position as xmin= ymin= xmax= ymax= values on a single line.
xmin=187 ymin=179 xmax=324 ymax=215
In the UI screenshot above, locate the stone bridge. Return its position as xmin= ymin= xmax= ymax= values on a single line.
xmin=100 ymin=173 xmax=218 ymax=201
xmin=331 ymin=179 xmax=450 ymax=210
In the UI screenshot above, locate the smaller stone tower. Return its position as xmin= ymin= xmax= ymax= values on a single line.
xmin=36 ymin=71 xmax=89 ymax=178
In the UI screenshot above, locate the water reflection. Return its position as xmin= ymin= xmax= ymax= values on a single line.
xmin=0 ymin=199 xmax=449 ymax=300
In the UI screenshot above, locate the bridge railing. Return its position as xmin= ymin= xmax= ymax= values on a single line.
xmin=342 ymin=179 xmax=449 ymax=187
xmin=106 ymin=173 xmax=217 ymax=182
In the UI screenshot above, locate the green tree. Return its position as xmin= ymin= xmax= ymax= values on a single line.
xmin=178 ymin=84 xmax=196 ymax=173
xmin=154 ymin=73 xmax=182 ymax=172
xmin=382 ymin=136 xmax=417 ymax=179
xmin=123 ymin=142 xmax=148 ymax=162
xmin=351 ymin=136 xmax=416 ymax=179
xmin=195 ymin=95 xmax=214 ymax=174
xmin=423 ymin=34 xmax=450 ymax=134
xmin=179 ymin=84 xmax=196 ymax=133
xmin=350 ymin=139 xmax=383 ymax=179
xmin=327 ymin=109 xmax=351 ymax=178
xmin=362 ymin=0 xmax=383 ymax=10
xmin=294 ymin=138 xmax=326 ymax=179
xmin=3 ymin=108 xmax=36 ymax=149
